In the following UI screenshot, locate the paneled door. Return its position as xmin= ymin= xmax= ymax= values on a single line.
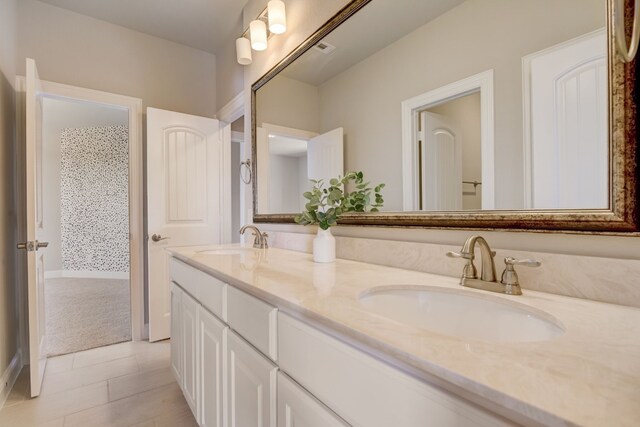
xmin=420 ymin=111 xmax=462 ymax=211
xmin=524 ymin=28 xmax=607 ymax=209
xmin=198 ymin=306 xmax=227 ymax=427
xmin=307 ymin=127 xmax=344 ymax=185
xmin=147 ymin=108 xmax=231 ymax=341
xmin=21 ymin=58 xmax=49 ymax=397
xmin=227 ymin=330 xmax=277 ymax=427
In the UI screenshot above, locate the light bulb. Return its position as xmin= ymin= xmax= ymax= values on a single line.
xmin=236 ymin=37 xmax=252 ymax=65
xmin=268 ymin=0 xmax=286 ymax=34
xmin=250 ymin=20 xmax=268 ymax=51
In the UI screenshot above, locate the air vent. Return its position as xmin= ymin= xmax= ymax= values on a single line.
xmin=313 ymin=41 xmax=336 ymax=54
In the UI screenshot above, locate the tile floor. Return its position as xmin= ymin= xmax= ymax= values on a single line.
xmin=0 ymin=341 xmax=197 ymax=427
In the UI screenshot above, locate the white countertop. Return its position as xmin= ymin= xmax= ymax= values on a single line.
xmin=168 ymin=244 xmax=640 ymax=427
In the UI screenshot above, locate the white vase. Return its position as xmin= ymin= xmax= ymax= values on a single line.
xmin=313 ymin=228 xmax=336 ymax=263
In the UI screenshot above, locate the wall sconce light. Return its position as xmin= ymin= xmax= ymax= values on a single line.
xmin=268 ymin=0 xmax=287 ymax=34
xmin=236 ymin=37 xmax=252 ymax=65
xmin=250 ymin=20 xmax=268 ymax=51
xmin=236 ymin=1 xmax=287 ymax=65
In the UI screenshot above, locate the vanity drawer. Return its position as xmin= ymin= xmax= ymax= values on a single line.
xmin=227 ymin=286 xmax=278 ymax=361
xmin=278 ymin=313 xmax=515 ymax=427
xmin=170 ymin=257 xmax=226 ymax=321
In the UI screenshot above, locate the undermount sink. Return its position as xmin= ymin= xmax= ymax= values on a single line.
xmin=359 ymin=286 xmax=564 ymax=343
xmin=197 ymin=248 xmax=257 ymax=256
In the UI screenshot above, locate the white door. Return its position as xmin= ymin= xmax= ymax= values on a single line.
xmin=307 ymin=128 xmax=344 ymax=184
xmin=277 ymin=373 xmax=349 ymax=427
xmin=198 ymin=306 xmax=227 ymax=427
xmin=524 ymin=29 xmax=607 ymax=209
xmin=22 ymin=58 xmax=48 ymax=397
xmin=420 ymin=112 xmax=462 ymax=211
xmin=181 ymin=291 xmax=199 ymax=419
xmin=227 ymin=330 xmax=277 ymax=427
xmin=147 ymin=108 xmax=230 ymax=342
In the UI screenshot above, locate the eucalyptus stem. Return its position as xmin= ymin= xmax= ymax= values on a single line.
xmin=294 ymin=171 xmax=385 ymax=230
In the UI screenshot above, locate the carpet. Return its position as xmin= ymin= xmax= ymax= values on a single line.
xmin=45 ymin=277 xmax=132 ymax=356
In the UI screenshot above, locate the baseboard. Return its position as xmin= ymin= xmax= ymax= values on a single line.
xmin=0 ymin=351 xmax=22 ymax=411
xmin=44 ymin=270 xmax=129 ymax=280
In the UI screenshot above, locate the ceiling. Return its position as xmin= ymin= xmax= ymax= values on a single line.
xmin=37 ymin=0 xmax=249 ymax=54
xmin=269 ymin=135 xmax=308 ymax=157
xmin=281 ymin=0 xmax=466 ymax=86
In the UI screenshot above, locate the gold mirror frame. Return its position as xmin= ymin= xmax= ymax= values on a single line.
xmin=251 ymin=0 xmax=638 ymax=233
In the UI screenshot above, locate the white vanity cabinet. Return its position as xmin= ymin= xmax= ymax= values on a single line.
xmin=277 ymin=372 xmax=349 ymax=427
xmin=170 ymin=258 xmax=278 ymax=427
xmin=278 ymin=313 xmax=515 ymax=427
xmin=226 ymin=330 xmax=277 ymax=427
xmin=197 ymin=305 xmax=227 ymax=427
xmin=170 ymin=256 xmax=515 ymax=427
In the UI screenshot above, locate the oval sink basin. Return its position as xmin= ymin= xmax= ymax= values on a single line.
xmin=197 ymin=248 xmax=257 ymax=256
xmin=359 ymin=286 xmax=564 ymax=343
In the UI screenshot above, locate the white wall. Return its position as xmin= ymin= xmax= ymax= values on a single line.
xmin=256 ymin=75 xmax=321 ymax=133
xmin=231 ymin=0 xmax=640 ymax=263
xmin=269 ymin=154 xmax=306 ymax=213
xmin=17 ymin=0 xmax=217 ymax=118
xmin=0 ymin=0 xmax=19 ymax=385
xmin=217 ymin=30 xmax=245 ymax=111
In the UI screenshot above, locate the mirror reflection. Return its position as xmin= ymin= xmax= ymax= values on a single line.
xmin=255 ymin=0 xmax=608 ymax=214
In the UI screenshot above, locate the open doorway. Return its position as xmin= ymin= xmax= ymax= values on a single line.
xmin=41 ymin=97 xmax=131 ymax=356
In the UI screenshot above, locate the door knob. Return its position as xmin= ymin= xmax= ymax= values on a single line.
xmin=151 ymin=234 xmax=170 ymax=242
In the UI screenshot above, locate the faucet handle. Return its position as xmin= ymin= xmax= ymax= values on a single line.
xmin=504 ymin=257 xmax=541 ymax=268
xmin=446 ymin=251 xmax=471 ymax=259
xmin=260 ymin=232 xmax=269 ymax=249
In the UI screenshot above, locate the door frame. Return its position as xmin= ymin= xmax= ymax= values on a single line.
xmin=401 ymin=70 xmax=495 ymax=211
xmin=217 ymin=92 xmax=249 ymax=228
xmin=15 ymin=77 xmax=145 ymax=346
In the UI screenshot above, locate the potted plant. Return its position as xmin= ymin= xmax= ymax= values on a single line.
xmin=295 ymin=171 xmax=385 ymax=263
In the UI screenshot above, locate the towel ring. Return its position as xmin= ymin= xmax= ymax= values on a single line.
xmin=615 ymin=0 xmax=640 ymax=62
xmin=240 ymin=159 xmax=252 ymax=184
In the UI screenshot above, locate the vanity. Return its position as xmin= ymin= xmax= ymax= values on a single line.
xmin=164 ymin=0 xmax=640 ymax=425
xmin=167 ymin=245 xmax=640 ymax=427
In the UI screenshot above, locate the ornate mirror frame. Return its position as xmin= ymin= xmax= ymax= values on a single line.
xmin=251 ymin=0 xmax=638 ymax=233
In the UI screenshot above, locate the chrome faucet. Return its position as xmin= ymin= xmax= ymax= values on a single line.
xmin=447 ymin=235 xmax=540 ymax=295
xmin=239 ymin=225 xmax=269 ymax=249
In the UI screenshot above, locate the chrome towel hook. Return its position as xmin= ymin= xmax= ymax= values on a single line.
xmin=615 ymin=0 xmax=640 ymax=62
xmin=240 ymin=159 xmax=252 ymax=184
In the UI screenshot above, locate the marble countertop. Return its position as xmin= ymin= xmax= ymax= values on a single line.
xmin=168 ymin=244 xmax=640 ymax=427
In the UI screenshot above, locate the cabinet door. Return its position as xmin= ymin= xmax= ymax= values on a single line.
xmin=227 ymin=330 xmax=277 ymax=427
xmin=277 ymin=373 xmax=349 ymax=427
xmin=170 ymin=283 xmax=183 ymax=384
xmin=198 ymin=306 xmax=227 ymax=427
xmin=182 ymin=291 xmax=199 ymax=419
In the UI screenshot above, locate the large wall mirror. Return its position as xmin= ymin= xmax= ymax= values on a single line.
xmin=252 ymin=0 xmax=638 ymax=232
